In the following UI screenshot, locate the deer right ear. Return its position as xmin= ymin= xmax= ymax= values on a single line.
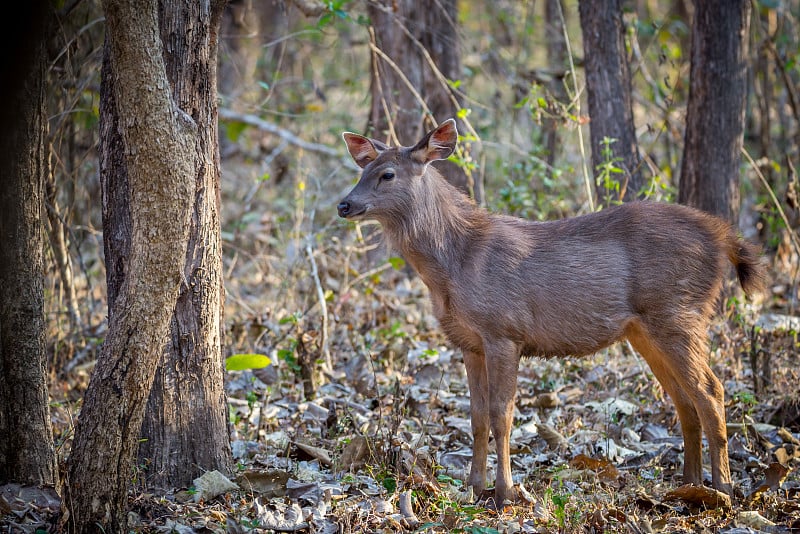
xmin=410 ymin=119 xmax=458 ymax=164
xmin=343 ymin=133 xmax=381 ymax=168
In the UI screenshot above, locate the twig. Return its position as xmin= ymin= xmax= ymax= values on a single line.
xmin=368 ymin=26 xmax=400 ymax=145
xmin=218 ymin=108 xmax=357 ymax=168
xmin=305 ymin=240 xmax=332 ymax=372
xmin=556 ymin=0 xmax=594 ymax=212
xmin=367 ymin=32 xmax=435 ymax=125
xmin=341 ymin=261 xmax=393 ymax=295
xmin=742 ymin=147 xmax=800 ymax=258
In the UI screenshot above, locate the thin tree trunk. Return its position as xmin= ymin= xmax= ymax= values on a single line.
xmin=45 ymin=152 xmax=82 ymax=335
xmin=0 ymin=0 xmax=57 ymax=488
xmin=579 ymin=0 xmax=644 ymax=205
xmin=679 ymin=0 xmax=751 ymax=223
xmin=64 ymin=0 xmax=198 ymax=529
xmin=543 ymin=0 xmax=568 ymax=180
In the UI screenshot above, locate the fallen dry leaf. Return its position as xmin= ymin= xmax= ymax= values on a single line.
xmin=336 ymin=435 xmax=370 ymax=472
xmin=536 ymin=422 xmax=568 ymax=450
xmin=292 ymin=441 xmax=332 ymax=466
xmin=664 ymin=484 xmax=732 ymax=509
xmin=569 ymin=453 xmax=620 ymax=481
xmin=237 ymin=469 xmax=291 ymax=497
xmin=746 ymin=461 xmax=791 ymax=502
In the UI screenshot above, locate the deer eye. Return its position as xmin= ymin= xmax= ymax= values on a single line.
xmin=380 ymin=171 xmax=395 ymax=181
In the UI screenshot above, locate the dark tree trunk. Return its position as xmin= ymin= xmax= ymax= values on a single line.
xmin=100 ymin=0 xmax=232 ymax=489
xmin=579 ymin=0 xmax=644 ymax=205
xmin=64 ymin=0 xmax=201 ymax=529
xmin=0 ymin=0 xmax=57 ymax=488
xmin=366 ymin=0 xmax=478 ymax=202
xmin=679 ymin=0 xmax=751 ymax=223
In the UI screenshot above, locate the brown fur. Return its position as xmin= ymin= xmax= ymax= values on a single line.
xmin=338 ymin=119 xmax=766 ymax=503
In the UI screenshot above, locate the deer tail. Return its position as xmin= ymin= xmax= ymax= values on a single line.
xmin=728 ymin=234 xmax=766 ymax=297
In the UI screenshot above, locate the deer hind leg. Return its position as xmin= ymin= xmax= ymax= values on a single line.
xmin=626 ymin=320 xmax=730 ymax=492
xmin=463 ymin=348 xmax=490 ymax=495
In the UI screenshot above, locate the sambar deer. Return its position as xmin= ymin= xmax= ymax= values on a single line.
xmin=337 ymin=119 xmax=765 ymax=504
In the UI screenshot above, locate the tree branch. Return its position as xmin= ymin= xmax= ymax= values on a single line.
xmin=218 ymin=108 xmax=357 ymax=168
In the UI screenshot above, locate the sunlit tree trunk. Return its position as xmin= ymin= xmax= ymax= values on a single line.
xmin=0 ymin=0 xmax=57 ymax=488
xmin=101 ymin=0 xmax=232 ymax=491
xmin=579 ymin=0 xmax=644 ymax=205
xmin=137 ymin=0 xmax=232 ymax=489
xmin=679 ymin=0 xmax=751 ymax=223
xmin=64 ymin=0 xmax=198 ymax=529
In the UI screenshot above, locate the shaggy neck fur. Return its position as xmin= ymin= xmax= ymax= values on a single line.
xmin=380 ymin=169 xmax=489 ymax=282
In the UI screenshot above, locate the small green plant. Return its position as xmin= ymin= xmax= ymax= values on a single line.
xmin=596 ymin=136 xmax=625 ymax=206
xmin=546 ymin=487 xmax=571 ymax=530
xmin=733 ymin=391 xmax=757 ymax=417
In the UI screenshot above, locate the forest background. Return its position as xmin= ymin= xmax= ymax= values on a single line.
xmin=1 ymin=0 xmax=800 ymax=532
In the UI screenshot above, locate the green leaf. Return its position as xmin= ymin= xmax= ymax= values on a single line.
xmin=381 ymin=476 xmax=397 ymax=493
xmin=225 ymin=121 xmax=248 ymax=143
xmin=225 ymin=353 xmax=272 ymax=371
xmin=388 ymin=256 xmax=406 ymax=270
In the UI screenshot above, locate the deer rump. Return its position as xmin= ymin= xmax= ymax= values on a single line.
xmin=338 ymin=118 xmax=765 ymax=504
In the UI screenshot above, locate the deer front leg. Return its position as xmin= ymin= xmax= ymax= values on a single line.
xmin=485 ymin=339 xmax=520 ymax=504
xmin=463 ymin=349 xmax=489 ymax=495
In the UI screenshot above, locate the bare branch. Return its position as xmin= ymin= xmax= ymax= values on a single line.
xmin=218 ymin=108 xmax=357 ymax=168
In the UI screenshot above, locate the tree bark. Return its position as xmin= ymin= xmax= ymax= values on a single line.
xmin=138 ymin=0 xmax=232 ymax=489
xmin=0 ymin=0 xmax=57 ymax=488
xmin=64 ymin=0 xmax=198 ymax=530
xmin=579 ymin=0 xmax=644 ymax=205
xmin=679 ymin=0 xmax=751 ymax=223
xmin=101 ymin=0 xmax=231 ymax=495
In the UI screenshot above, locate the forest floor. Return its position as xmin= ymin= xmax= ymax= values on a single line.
xmin=4 ymin=152 xmax=800 ymax=534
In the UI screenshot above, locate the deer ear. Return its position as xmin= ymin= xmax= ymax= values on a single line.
xmin=410 ymin=119 xmax=458 ymax=164
xmin=342 ymin=133 xmax=382 ymax=168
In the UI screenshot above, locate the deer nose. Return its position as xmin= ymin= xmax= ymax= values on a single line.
xmin=337 ymin=201 xmax=351 ymax=218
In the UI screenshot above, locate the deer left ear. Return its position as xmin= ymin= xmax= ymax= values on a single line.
xmin=343 ymin=133 xmax=383 ymax=168
xmin=410 ymin=119 xmax=458 ymax=164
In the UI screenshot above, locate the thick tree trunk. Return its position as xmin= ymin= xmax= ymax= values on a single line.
xmin=64 ymin=0 xmax=198 ymax=530
xmin=679 ymin=0 xmax=751 ymax=223
xmin=102 ymin=0 xmax=231 ymax=490
xmin=138 ymin=0 xmax=232 ymax=488
xmin=0 ymin=0 xmax=57 ymax=488
xmin=579 ymin=0 xmax=644 ymax=205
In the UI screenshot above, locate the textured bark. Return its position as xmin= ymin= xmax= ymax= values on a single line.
xmin=137 ymin=0 xmax=232 ymax=489
xmin=366 ymin=0 xmax=478 ymax=201
xmin=679 ymin=0 xmax=751 ymax=223
xmin=579 ymin=0 xmax=644 ymax=204
xmin=0 ymin=0 xmax=57 ymax=487
xmin=64 ymin=0 xmax=198 ymax=530
xmin=101 ymin=0 xmax=231 ymax=489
